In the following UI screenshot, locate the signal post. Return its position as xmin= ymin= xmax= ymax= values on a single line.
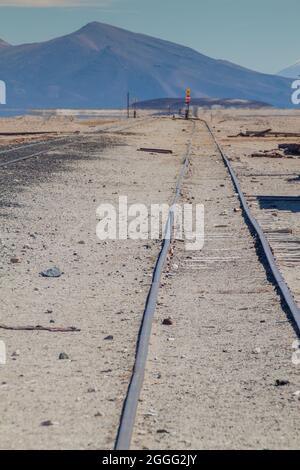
xmin=185 ymin=87 xmax=191 ymax=119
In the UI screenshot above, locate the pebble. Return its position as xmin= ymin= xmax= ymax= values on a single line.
xmin=10 ymin=257 xmax=21 ymax=264
xmin=11 ymin=350 xmax=20 ymax=357
xmin=162 ymin=317 xmax=173 ymax=326
xmin=144 ymin=411 xmax=157 ymax=416
xmin=40 ymin=420 xmax=54 ymax=427
xmin=40 ymin=267 xmax=62 ymax=278
xmin=275 ymin=379 xmax=290 ymax=387
xmin=104 ymin=335 xmax=114 ymax=341
xmin=58 ymin=352 xmax=69 ymax=360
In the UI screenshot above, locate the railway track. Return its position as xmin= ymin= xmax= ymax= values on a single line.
xmin=0 ymin=136 xmax=74 ymax=168
xmin=202 ymin=119 xmax=300 ymax=330
xmin=114 ymin=118 xmax=300 ymax=450
xmin=0 ymin=119 xmax=148 ymax=168
xmin=115 ymin=121 xmax=196 ymax=450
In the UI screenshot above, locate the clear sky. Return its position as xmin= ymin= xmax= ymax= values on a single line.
xmin=0 ymin=0 xmax=298 ymax=74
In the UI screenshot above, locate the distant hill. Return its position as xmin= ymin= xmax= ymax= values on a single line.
xmin=0 ymin=22 xmax=295 ymax=109
xmin=136 ymin=97 xmax=272 ymax=110
xmin=278 ymin=61 xmax=300 ymax=79
xmin=0 ymin=39 xmax=10 ymax=49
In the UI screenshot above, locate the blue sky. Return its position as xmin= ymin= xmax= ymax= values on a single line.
xmin=0 ymin=0 xmax=298 ymax=74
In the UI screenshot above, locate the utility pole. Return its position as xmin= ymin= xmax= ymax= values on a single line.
xmin=127 ymin=92 xmax=130 ymax=119
xmin=186 ymin=102 xmax=190 ymax=120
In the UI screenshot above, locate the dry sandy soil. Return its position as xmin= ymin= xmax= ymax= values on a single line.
xmin=0 ymin=110 xmax=300 ymax=450
xmin=0 ymin=116 xmax=192 ymax=449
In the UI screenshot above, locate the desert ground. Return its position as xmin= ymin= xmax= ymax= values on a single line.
xmin=0 ymin=109 xmax=300 ymax=450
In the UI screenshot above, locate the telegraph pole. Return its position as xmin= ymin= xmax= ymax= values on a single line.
xmin=127 ymin=92 xmax=130 ymax=119
xmin=133 ymin=97 xmax=137 ymax=118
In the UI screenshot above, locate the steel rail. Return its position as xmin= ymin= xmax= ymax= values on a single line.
xmin=0 ymin=117 xmax=149 ymax=157
xmin=96 ymin=118 xmax=151 ymax=134
xmin=202 ymin=119 xmax=300 ymax=333
xmin=114 ymin=121 xmax=195 ymax=450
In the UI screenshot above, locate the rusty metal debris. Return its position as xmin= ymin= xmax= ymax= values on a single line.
xmin=138 ymin=148 xmax=173 ymax=154
xmin=250 ymin=143 xmax=300 ymax=158
xmin=279 ymin=143 xmax=300 ymax=156
xmin=229 ymin=128 xmax=271 ymax=137
xmin=0 ymin=324 xmax=80 ymax=332
xmin=0 ymin=131 xmax=60 ymax=136
xmin=251 ymin=151 xmax=283 ymax=158
xmin=230 ymin=129 xmax=300 ymax=138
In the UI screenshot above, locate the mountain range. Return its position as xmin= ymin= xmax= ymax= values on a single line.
xmin=279 ymin=61 xmax=300 ymax=79
xmin=0 ymin=22 xmax=295 ymax=109
xmin=0 ymin=39 xmax=10 ymax=49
